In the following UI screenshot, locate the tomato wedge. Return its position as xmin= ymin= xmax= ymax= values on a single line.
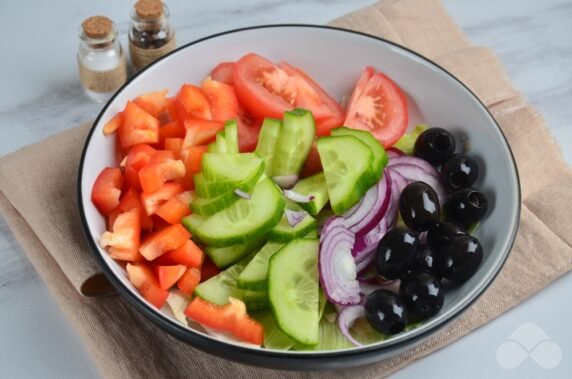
xmin=202 ymin=78 xmax=239 ymax=122
xmin=99 ymin=208 xmax=142 ymax=262
xmin=211 ymin=62 xmax=234 ymax=85
xmin=133 ymin=89 xmax=170 ymax=118
xmin=344 ymin=67 xmax=408 ymax=147
xmin=155 ymin=191 xmax=193 ymax=224
xmin=157 ymin=265 xmax=187 ymax=290
xmin=139 ymin=223 xmax=191 ymax=260
xmin=155 ymin=239 xmax=204 ymax=268
xmin=182 ymin=118 xmax=224 ymax=148
xmin=141 ymin=182 xmax=184 ymax=215
xmin=177 ymin=268 xmax=201 ymax=295
xmin=119 ymin=101 xmax=160 ymax=148
xmin=175 ymin=84 xmax=212 ymax=122
xmin=185 ymin=297 xmax=264 ymax=345
xmin=126 ymin=263 xmax=169 ymax=308
xmin=92 ymin=167 xmax=123 ymax=215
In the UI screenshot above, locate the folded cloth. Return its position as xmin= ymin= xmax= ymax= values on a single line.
xmin=1 ymin=0 xmax=571 ymax=377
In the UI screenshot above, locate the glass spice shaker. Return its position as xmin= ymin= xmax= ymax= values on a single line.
xmin=77 ymin=16 xmax=127 ymax=103
xmin=129 ymin=0 xmax=176 ymax=71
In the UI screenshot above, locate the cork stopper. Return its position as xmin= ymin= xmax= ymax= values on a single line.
xmin=82 ymin=16 xmax=113 ymax=39
xmin=135 ymin=0 xmax=164 ymax=20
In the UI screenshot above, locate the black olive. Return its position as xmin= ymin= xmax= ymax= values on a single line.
xmin=414 ymin=127 xmax=456 ymax=165
xmin=426 ymin=222 xmax=467 ymax=250
xmin=365 ymin=289 xmax=408 ymax=335
xmin=413 ymin=246 xmax=442 ymax=278
xmin=375 ymin=228 xmax=419 ymax=279
xmin=400 ymin=272 xmax=444 ymax=319
xmin=444 ymin=188 xmax=488 ymax=228
xmin=438 ymin=235 xmax=483 ymax=283
xmin=441 ymin=154 xmax=479 ymax=190
xmin=399 ymin=182 xmax=441 ymax=231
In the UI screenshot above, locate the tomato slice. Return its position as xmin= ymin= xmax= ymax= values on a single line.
xmin=232 ymin=53 xmax=294 ymax=120
xmin=126 ymin=263 xmax=169 ymax=308
xmin=185 ymin=297 xmax=264 ymax=345
xmin=155 ymin=239 xmax=204 ymax=268
xmin=103 ymin=112 xmax=122 ymax=136
xmin=279 ymin=61 xmax=344 ymax=135
xmin=177 ymin=268 xmax=201 ymax=295
xmin=200 ymin=256 xmax=221 ymax=281
xmin=139 ymin=223 xmax=191 ymax=260
xmin=344 ymin=68 xmax=408 ymax=147
xmin=237 ymin=111 xmax=262 ymax=153
xmin=155 ymin=191 xmax=193 ymax=224
xmin=182 ymin=118 xmax=225 ymax=148
xmin=181 ymin=145 xmax=208 ymax=188
xmin=133 ymin=89 xmax=170 ymax=118
xmin=141 ymin=182 xmax=185 ymax=215
xmin=211 ymin=62 xmax=234 ymax=85
xmin=156 ymin=264 xmax=187 ymax=290
xmin=92 ymin=167 xmax=123 ymax=215
xmin=175 ymin=84 xmax=212 ymax=122
xmin=100 ymin=208 xmax=142 ymax=262
xmin=202 ymin=78 xmax=239 ymax=122
xmin=118 ymin=188 xmax=154 ymax=232
xmin=119 ymin=101 xmax=160 ymax=148
xmin=139 ymin=157 xmax=186 ymax=193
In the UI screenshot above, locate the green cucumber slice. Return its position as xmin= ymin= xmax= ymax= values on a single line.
xmin=304 ymin=229 xmax=319 ymax=239
xmin=181 ymin=214 xmax=207 ymax=234
xmin=291 ymin=172 xmax=329 ymax=216
xmin=215 ymin=132 xmax=228 ymax=153
xmin=253 ymin=311 xmax=296 ymax=350
xmin=224 ymin=120 xmax=239 ymax=154
xmin=268 ymin=238 xmax=319 ymax=345
xmin=317 ymin=135 xmax=374 ymax=214
xmin=195 ymin=155 xmax=264 ymax=198
xmin=201 ymin=153 xmax=264 ymax=184
xmin=271 ymin=109 xmax=316 ymax=178
xmin=268 ymin=212 xmax=317 ymax=243
xmin=393 ymin=124 xmax=428 ymax=155
xmin=237 ymin=242 xmax=284 ymax=291
xmin=255 ymin=118 xmax=282 ymax=175
xmin=205 ymin=238 xmax=265 ymax=269
xmin=193 ymin=178 xmax=285 ymax=247
xmin=207 ymin=143 xmax=217 ymax=153
xmin=331 ymin=126 xmax=387 ymax=185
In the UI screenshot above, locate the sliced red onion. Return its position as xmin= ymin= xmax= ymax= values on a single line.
xmin=387 ymin=147 xmax=405 ymax=158
xmin=355 ymin=251 xmax=376 ymax=274
xmin=319 ymin=224 xmax=361 ymax=305
xmin=352 ymin=221 xmax=387 ymax=262
xmin=388 ymin=164 xmax=446 ymax=202
xmin=234 ymin=189 xmax=251 ymax=200
xmin=387 ymin=156 xmax=439 ymax=177
xmin=338 ymin=305 xmax=366 ymax=347
xmin=344 ymin=171 xmax=391 ymax=236
xmin=272 ymin=175 xmax=298 ymax=189
xmin=284 ymin=209 xmax=307 ymax=227
xmin=283 ymin=189 xmax=315 ymax=203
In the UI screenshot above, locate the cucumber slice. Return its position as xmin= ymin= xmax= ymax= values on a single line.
xmin=255 ymin=118 xmax=282 ymax=175
xmin=207 ymin=144 xmax=217 ymax=153
xmin=331 ymin=126 xmax=387 ymax=185
xmin=215 ymin=132 xmax=228 ymax=153
xmin=201 ymin=153 xmax=264 ymax=184
xmin=317 ymin=135 xmax=374 ymax=214
xmin=271 ymin=109 xmax=316 ymax=178
xmin=181 ymin=214 xmax=207 ymax=234
xmin=253 ymin=311 xmax=296 ymax=350
xmin=237 ymin=242 xmax=284 ymax=291
xmin=268 ymin=212 xmax=317 ymax=243
xmin=205 ymin=238 xmax=265 ymax=269
xmin=224 ymin=120 xmax=239 ymax=154
xmin=269 ymin=238 xmax=320 ymax=345
xmin=305 ymin=229 xmax=319 ymax=239
xmin=194 ymin=178 xmax=285 ymax=247
xmin=291 ymin=172 xmax=329 ymax=216
xmin=195 ymin=155 xmax=265 ymax=198
xmin=240 ymin=289 xmax=269 ymax=311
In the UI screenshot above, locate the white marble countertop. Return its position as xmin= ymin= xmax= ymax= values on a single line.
xmin=1 ymin=0 xmax=571 ymax=378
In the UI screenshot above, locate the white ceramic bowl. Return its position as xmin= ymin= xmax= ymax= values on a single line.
xmin=78 ymin=25 xmax=520 ymax=369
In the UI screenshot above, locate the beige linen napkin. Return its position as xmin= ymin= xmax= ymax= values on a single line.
xmin=1 ymin=0 xmax=571 ymax=377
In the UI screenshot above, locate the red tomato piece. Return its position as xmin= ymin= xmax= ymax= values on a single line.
xmin=182 ymin=118 xmax=225 ymax=148
xmin=156 ymin=264 xmax=187 ymax=290
xmin=92 ymin=167 xmax=123 ymax=215
xmin=155 ymin=239 xmax=204 ymax=268
xmin=200 ymin=256 xmax=221 ymax=282
xmin=237 ymin=113 xmax=262 ymax=153
xmin=141 ymin=182 xmax=185 ymax=215
xmin=139 ymin=223 xmax=191 ymax=260
xmin=211 ymin=62 xmax=234 ymax=85
xmin=184 ymin=297 xmax=264 ymax=345
xmin=164 ymin=138 xmax=184 ymax=159
xmin=344 ymin=67 xmax=408 ymax=147
xmin=100 ymin=208 xmax=142 ymax=262
xmin=177 ymin=268 xmax=201 ymax=295
xmin=103 ymin=112 xmax=122 ymax=136
xmin=119 ymin=101 xmax=160 ymax=148
xmin=118 ymin=188 xmax=154 ymax=232
xmin=155 ymin=191 xmax=193 ymax=224
xmin=133 ymin=89 xmax=170 ymax=117
xmin=175 ymin=84 xmax=212 ymax=122
xmin=300 ymin=143 xmax=323 ymax=178
xmin=202 ymin=78 xmax=239 ymax=122
xmin=181 ymin=145 xmax=208 ymax=189
xmin=126 ymin=263 xmax=169 ymax=308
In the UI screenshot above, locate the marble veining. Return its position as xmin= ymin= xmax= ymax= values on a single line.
xmin=0 ymin=0 xmax=571 ymax=378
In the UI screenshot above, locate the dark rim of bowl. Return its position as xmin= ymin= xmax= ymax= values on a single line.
xmin=77 ymin=24 xmax=521 ymax=360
